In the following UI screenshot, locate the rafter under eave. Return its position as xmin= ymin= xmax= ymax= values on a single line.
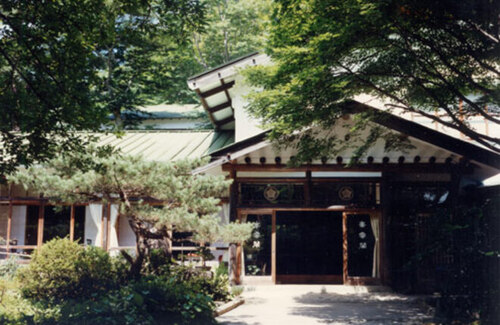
xmin=199 ymin=80 xmax=235 ymax=98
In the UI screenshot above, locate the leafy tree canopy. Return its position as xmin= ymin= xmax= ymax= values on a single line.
xmin=0 ymin=0 xmax=205 ymax=175
xmin=192 ymin=0 xmax=272 ymax=69
xmin=9 ymin=145 xmax=253 ymax=276
xmin=245 ymin=0 xmax=500 ymax=162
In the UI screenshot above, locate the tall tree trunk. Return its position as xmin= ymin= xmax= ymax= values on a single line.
xmin=130 ymin=232 xmax=147 ymax=278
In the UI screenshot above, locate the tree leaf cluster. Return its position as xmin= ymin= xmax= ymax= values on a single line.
xmin=245 ymin=0 xmax=500 ymax=162
xmin=0 ymin=0 xmax=207 ymax=174
xmin=8 ymin=145 xmax=253 ymax=275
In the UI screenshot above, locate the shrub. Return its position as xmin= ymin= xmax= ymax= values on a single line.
xmin=17 ymin=238 xmax=118 ymax=302
xmin=0 ymin=275 xmax=217 ymax=325
xmin=170 ymin=264 xmax=232 ymax=302
xmin=0 ymin=257 xmax=20 ymax=279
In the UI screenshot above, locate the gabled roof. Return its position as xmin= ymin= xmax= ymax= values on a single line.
xmin=112 ymin=104 xmax=206 ymax=120
xmin=198 ymin=101 xmax=500 ymax=173
xmin=345 ymin=101 xmax=500 ymax=169
xmin=95 ymin=130 xmax=234 ymax=161
xmin=187 ymin=52 xmax=268 ymax=130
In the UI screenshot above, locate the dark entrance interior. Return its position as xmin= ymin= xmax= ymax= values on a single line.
xmin=275 ymin=210 xmax=343 ymax=283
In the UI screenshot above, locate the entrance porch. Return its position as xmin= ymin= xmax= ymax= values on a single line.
xmin=239 ymin=208 xmax=381 ymax=285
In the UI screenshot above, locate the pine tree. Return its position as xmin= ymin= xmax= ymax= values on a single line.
xmin=9 ymin=145 xmax=252 ymax=276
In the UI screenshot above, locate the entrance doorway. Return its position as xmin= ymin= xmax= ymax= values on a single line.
xmin=275 ymin=210 xmax=343 ymax=284
xmin=238 ymin=208 xmax=380 ymax=284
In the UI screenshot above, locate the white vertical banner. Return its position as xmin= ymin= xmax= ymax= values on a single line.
xmin=84 ymin=204 xmax=102 ymax=247
xmin=370 ymin=215 xmax=380 ymax=278
xmin=11 ymin=206 xmax=27 ymax=246
xmin=108 ymin=204 xmax=119 ymax=255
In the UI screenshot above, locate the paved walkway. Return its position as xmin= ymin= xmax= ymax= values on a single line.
xmin=217 ymin=285 xmax=433 ymax=325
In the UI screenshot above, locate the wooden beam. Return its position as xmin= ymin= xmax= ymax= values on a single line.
xmin=215 ymin=116 xmax=235 ymax=128
xmin=208 ymin=101 xmax=232 ymax=114
xmin=222 ymin=163 xmax=470 ymax=173
xmin=195 ymin=88 xmax=217 ymax=126
xmin=198 ymin=80 xmax=235 ymax=98
xmin=69 ymin=205 xmax=75 ymax=241
xmin=221 ymin=79 xmax=234 ymax=113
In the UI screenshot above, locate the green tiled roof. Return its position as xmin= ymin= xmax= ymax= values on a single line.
xmin=96 ymin=130 xmax=234 ymax=161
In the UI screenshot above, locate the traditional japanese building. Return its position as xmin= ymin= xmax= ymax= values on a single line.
xmin=187 ymin=52 xmax=500 ymax=289
xmin=1 ymin=52 xmax=498 ymax=291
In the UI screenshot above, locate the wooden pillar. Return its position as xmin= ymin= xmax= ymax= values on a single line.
xmin=228 ymin=166 xmax=240 ymax=282
xmin=106 ymin=203 xmax=111 ymax=251
xmin=271 ymin=210 xmax=276 ymax=283
xmin=304 ymin=170 xmax=312 ymax=206
xmin=229 ymin=168 xmax=238 ymax=222
xmin=342 ymin=212 xmax=348 ymax=284
xmin=37 ymin=201 xmax=44 ymax=248
xmin=100 ymin=204 xmax=107 ymax=249
xmin=377 ymin=210 xmax=383 ymax=282
xmin=235 ymin=243 xmax=242 ymax=285
xmin=69 ymin=205 xmax=75 ymax=241
xmin=449 ymin=162 xmax=464 ymax=222
xmin=6 ymin=185 xmax=13 ymax=257
xmin=380 ymin=172 xmax=391 ymax=285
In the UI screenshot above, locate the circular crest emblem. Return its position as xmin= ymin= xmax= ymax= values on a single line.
xmin=264 ymin=185 xmax=280 ymax=201
xmin=338 ymin=186 xmax=354 ymax=201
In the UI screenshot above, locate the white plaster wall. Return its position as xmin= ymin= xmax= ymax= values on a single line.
xmin=118 ymin=215 xmax=136 ymax=247
xmin=11 ymin=206 xmax=26 ymax=246
xmin=232 ymin=74 xmax=265 ymax=142
xmin=84 ymin=204 xmax=102 ymax=247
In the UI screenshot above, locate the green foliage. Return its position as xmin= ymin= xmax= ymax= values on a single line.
xmin=0 ymin=275 xmax=217 ymax=325
xmin=192 ymin=0 xmax=272 ymax=69
xmin=9 ymin=147 xmax=252 ymax=275
xmin=231 ymin=285 xmax=244 ymax=297
xmin=246 ymin=0 xmax=500 ymax=161
xmin=170 ymin=264 xmax=232 ymax=302
xmin=214 ymin=262 xmax=229 ymax=278
xmin=0 ymin=0 xmax=207 ymax=173
xmin=95 ymin=0 xmax=206 ymax=125
xmin=0 ymin=257 xmax=20 ymax=280
xmin=0 ymin=242 xmax=225 ymax=325
xmin=0 ymin=0 xmax=109 ymax=175
xmin=17 ymin=238 xmax=119 ymax=302
xmin=221 ymin=221 xmax=256 ymax=244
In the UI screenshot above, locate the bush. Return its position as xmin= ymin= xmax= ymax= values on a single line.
xmin=0 ymin=257 xmax=20 ymax=279
xmin=17 ymin=238 xmax=118 ymax=302
xmin=0 ymin=275 xmax=217 ymax=325
xmin=170 ymin=264 xmax=232 ymax=302
xmin=2 ymin=239 xmax=219 ymax=324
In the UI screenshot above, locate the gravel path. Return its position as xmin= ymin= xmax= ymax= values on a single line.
xmin=217 ymin=285 xmax=433 ymax=325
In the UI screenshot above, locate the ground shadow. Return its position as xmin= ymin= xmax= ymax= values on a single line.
xmin=290 ymin=292 xmax=432 ymax=324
